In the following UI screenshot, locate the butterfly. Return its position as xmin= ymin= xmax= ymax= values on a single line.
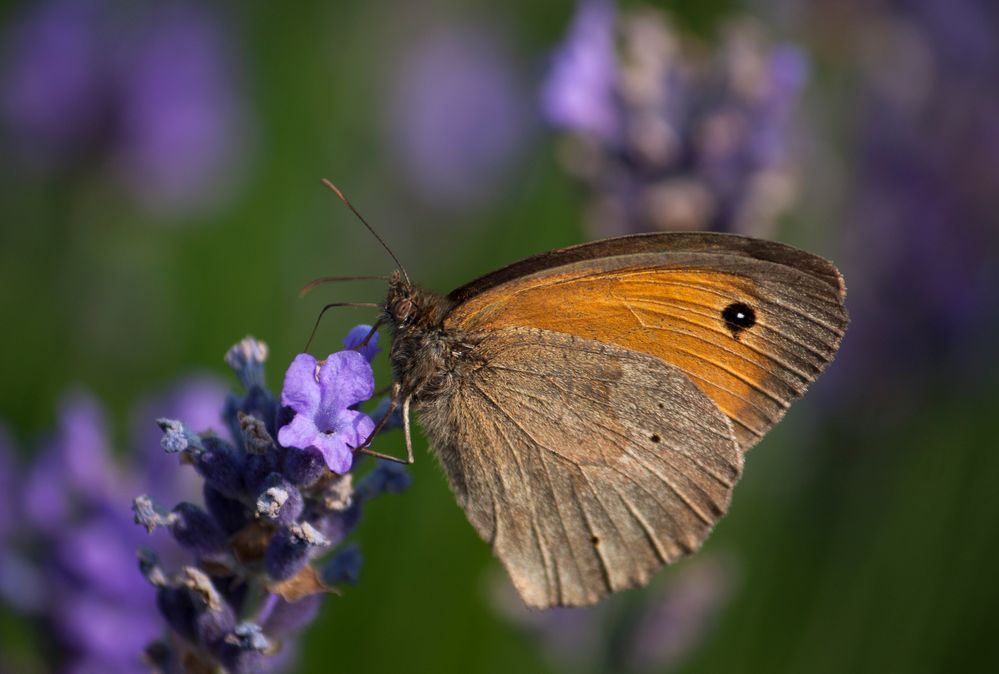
xmin=317 ymin=185 xmax=848 ymax=608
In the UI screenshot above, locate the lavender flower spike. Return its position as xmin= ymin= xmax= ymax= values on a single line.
xmin=277 ymin=352 xmax=375 ymax=474
xmin=135 ymin=328 xmax=407 ymax=673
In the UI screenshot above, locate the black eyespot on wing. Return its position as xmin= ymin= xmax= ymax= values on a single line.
xmin=722 ymin=302 xmax=756 ymax=335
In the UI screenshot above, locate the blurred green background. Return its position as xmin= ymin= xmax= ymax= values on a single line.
xmin=2 ymin=0 xmax=998 ymax=672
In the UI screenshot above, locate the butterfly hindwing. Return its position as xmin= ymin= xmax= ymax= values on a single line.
xmin=419 ymin=327 xmax=742 ymax=608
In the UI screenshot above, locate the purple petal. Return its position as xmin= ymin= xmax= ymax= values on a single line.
xmin=312 ymin=433 xmax=354 ymax=475
xmin=334 ymin=410 xmax=375 ymax=451
xmin=280 ymin=353 xmax=321 ymax=416
xmin=277 ymin=414 xmax=319 ymax=451
xmin=343 ymin=325 xmax=381 ymax=362
xmin=317 ymin=351 xmax=374 ymax=414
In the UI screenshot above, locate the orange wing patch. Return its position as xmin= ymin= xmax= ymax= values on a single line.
xmin=446 ymin=266 xmax=845 ymax=452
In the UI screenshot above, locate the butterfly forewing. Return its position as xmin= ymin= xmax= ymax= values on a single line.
xmin=445 ymin=234 xmax=848 ymax=452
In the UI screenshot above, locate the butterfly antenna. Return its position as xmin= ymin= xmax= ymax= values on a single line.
xmin=321 ymin=179 xmax=411 ymax=285
xmin=304 ymin=302 xmax=382 ymax=353
xmin=299 ymin=275 xmax=391 ymax=298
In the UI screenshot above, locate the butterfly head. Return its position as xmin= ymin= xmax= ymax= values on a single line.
xmin=386 ymin=270 xmax=417 ymax=328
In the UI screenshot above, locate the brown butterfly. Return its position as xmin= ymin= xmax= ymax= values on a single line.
xmin=316 ymin=184 xmax=848 ymax=609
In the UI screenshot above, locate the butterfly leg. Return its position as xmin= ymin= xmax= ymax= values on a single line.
xmin=354 ymin=383 xmax=415 ymax=465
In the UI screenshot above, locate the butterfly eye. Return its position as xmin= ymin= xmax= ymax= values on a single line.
xmin=394 ymin=297 xmax=414 ymax=324
xmin=722 ymin=302 xmax=756 ymax=335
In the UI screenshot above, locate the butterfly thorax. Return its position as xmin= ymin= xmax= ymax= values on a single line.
xmin=385 ymin=274 xmax=482 ymax=403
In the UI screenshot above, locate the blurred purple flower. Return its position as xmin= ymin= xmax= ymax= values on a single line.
xmin=384 ymin=21 xmax=531 ymax=210
xmin=130 ymin=375 xmax=231 ymax=505
xmin=0 ymin=0 xmax=106 ymax=168
xmin=625 ymin=555 xmax=735 ymax=671
xmin=821 ymin=0 xmax=999 ymax=410
xmin=113 ymin=4 xmax=248 ymax=216
xmin=542 ymin=1 xmax=807 ymax=238
xmin=492 ymin=554 xmax=737 ymax=673
xmin=22 ymin=392 xmax=115 ymax=533
xmin=0 ymin=390 xmax=174 ymax=673
xmin=541 ymin=0 xmax=618 ymax=141
xmin=0 ymin=0 xmax=249 ymax=217
xmin=277 ymin=351 xmax=376 ymax=474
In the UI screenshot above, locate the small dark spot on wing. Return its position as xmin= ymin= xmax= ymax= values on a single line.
xmin=650 ymin=434 xmax=661 ymax=443
xmin=722 ymin=302 xmax=756 ymax=337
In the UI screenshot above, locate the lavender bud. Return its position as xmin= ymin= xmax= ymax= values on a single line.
xmin=238 ymin=412 xmax=275 ymax=454
xmin=323 ymin=544 xmax=363 ymax=586
xmin=322 ymin=474 xmax=354 ymax=511
xmin=368 ymin=395 xmax=404 ymax=431
xmin=240 ymin=386 xmax=279 ymax=438
xmin=310 ymin=503 xmax=361 ymax=548
xmin=265 ymin=522 xmax=328 ymax=581
xmin=179 ymin=567 xmax=236 ymax=649
xmin=256 ymin=473 xmax=304 ymax=525
xmin=283 ymin=447 xmax=327 ymax=488
xmin=133 ymin=494 xmax=169 ymax=533
xmin=156 ymin=585 xmax=199 ymax=642
xmin=191 ymin=435 xmax=245 ymax=498
xmin=168 ymin=503 xmax=227 ymax=555
xmin=203 ymin=483 xmax=248 ymax=535
xmin=224 ymin=337 xmax=269 ymax=390
xmin=137 ymin=548 xmax=168 ymax=587
xmin=356 ymin=461 xmax=412 ymax=501
xmin=241 ymin=450 xmax=279 ymax=495
xmin=196 ymin=598 xmax=237 ymax=652
xmin=222 ymin=393 xmax=243 ymax=444
xmin=215 ymin=622 xmax=270 ymax=674
xmin=157 ymin=418 xmax=204 ymax=454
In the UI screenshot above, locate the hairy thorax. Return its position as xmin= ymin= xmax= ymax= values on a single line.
xmin=385 ymin=277 xmax=482 ymax=405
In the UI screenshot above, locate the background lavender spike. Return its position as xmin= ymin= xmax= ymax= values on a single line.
xmin=542 ymin=1 xmax=807 ymax=239
xmin=0 ymin=388 xmax=210 ymax=673
xmin=0 ymin=0 xmax=249 ymax=218
xmin=492 ymin=554 xmax=737 ymax=674
xmin=382 ymin=19 xmax=532 ymax=212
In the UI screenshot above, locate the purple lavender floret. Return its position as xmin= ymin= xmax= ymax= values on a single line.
xmin=542 ymin=1 xmax=807 ymax=238
xmin=135 ymin=331 xmax=409 ymax=673
xmin=277 ymin=351 xmax=375 ymax=474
